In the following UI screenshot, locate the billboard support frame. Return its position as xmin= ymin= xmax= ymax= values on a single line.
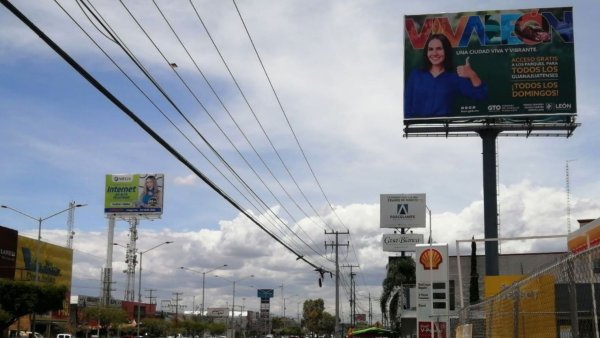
xmin=404 ymin=120 xmax=579 ymax=138
xmin=405 ymin=121 xmax=578 ymax=275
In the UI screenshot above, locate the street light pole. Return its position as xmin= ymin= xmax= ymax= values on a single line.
xmin=115 ymin=241 xmax=172 ymax=337
xmin=1 ymin=203 xmax=86 ymax=333
xmin=138 ymin=241 xmax=173 ymax=337
xmin=180 ymin=264 xmax=228 ymax=317
xmin=215 ymin=274 xmax=254 ymax=338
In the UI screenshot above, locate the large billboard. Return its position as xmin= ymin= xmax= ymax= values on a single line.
xmin=16 ymin=236 xmax=73 ymax=321
xmin=104 ymin=173 xmax=164 ymax=215
xmin=404 ymin=7 xmax=575 ymax=125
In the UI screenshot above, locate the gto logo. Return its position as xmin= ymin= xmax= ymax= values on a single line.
xmin=488 ymin=104 xmax=501 ymax=112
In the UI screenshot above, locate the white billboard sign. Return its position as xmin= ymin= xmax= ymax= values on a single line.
xmin=380 ymin=194 xmax=426 ymax=228
xmin=207 ymin=307 xmax=229 ymax=318
xmin=382 ymin=233 xmax=424 ymax=252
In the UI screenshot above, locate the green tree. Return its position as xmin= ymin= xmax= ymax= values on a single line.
xmin=380 ymin=256 xmax=415 ymax=331
xmin=271 ymin=316 xmax=285 ymax=331
xmin=0 ymin=279 xmax=68 ymax=331
xmin=143 ymin=317 xmax=172 ymax=337
xmin=84 ymin=307 xmax=128 ymax=334
xmin=206 ymin=322 xmax=226 ymax=335
xmin=469 ymin=236 xmax=480 ymax=304
xmin=318 ymin=312 xmax=335 ymax=334
xmin=302 ymin=299 xmax=324 ymax=334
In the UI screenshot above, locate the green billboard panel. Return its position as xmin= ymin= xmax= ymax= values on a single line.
xmin=104 ymin=173 xmax=164 ymax=215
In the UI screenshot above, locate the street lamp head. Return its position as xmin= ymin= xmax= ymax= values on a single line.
xmin=1 ymin=205 xmax=7 ymax=208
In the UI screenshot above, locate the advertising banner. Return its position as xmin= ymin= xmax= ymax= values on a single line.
xmin=207 ymin=307 xmax=229 ymax=317
xmin=354 ymin=313 xmax=367 ymax=323
xmin=104 ymin=174 xmax=164 ymax=215
xmin=0 ymin=225 xmax=17 ymax=279
xmin=16 ymin=236 xmax=73 ymax=320
xmin=380 ymin=194 xmax=426 ymax=228
xmin=257 ymin=288 xmax=274 ymax=298
xmin=382 ymin=233 xmax=425 ymax=252
xmin=404 ymin=7 xmax=575 ymax=124
xmin=567 ymin=217 xmax=600 ymax=253
xmin=416 ymin=244 xmax=449 ymax=338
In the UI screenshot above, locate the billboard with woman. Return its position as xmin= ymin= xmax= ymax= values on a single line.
xmin=404 ymin=7 xmax=575 ymax=125
xmin=104 ymin=173 xmax=164 ymax=215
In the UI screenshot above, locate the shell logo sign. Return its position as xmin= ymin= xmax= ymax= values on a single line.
xmin=419 ymin=248 xmax=443 ymax=270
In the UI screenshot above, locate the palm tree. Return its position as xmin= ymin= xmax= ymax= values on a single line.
xmin=380 ymin=256 xmax=415 ymax=331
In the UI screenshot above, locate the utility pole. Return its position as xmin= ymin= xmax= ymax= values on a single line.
xmin=325 ymin=230 xmax=349 ymax=338
xmin=173 ymin=292 xmax=183 ymax=324
xmin=343 ymin=265 xmax=359 ymax=328
xmin=146 ymin=289 xmax=157 ymax=305
xmin=368 ymin=293 xmax=372 ymax=326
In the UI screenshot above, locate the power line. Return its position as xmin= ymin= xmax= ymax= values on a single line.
xmin=1 ymin=0 xmax=332 ymax=275
xmin=71 ymin=0 xmax=329 ymax=264
xmin=232 ymin=0 xmax=349 ymax=232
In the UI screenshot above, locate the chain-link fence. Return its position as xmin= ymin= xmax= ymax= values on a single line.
xmin=455 ymin=245 xmax=600 ymax=338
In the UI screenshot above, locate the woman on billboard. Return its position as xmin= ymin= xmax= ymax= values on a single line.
xmin=404 ymin=34 xmax=488 ymax=118
xmin=137 ymin=175 xmax=162 ymax=208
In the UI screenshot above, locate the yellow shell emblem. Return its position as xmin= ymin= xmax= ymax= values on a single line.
xmin=419 ymin=248 xmax=443 ymax=270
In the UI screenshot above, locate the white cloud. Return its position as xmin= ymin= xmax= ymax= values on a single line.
xmin=174 ymin=174 xmax=199 ymax=185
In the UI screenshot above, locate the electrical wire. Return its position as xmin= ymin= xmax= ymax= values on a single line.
xmin=75 ymin=0 xmax=326 ymax=262
xmin=1 ymin=0 xmax=333 ymax=275
xmin=148 ymin=0 xmax=328 ymax=259
xmin=232 ymin=0 xmax=349 ymax=232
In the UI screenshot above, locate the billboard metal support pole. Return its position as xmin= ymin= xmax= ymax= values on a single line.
xmin=480 ymin=129 xmax=499 ymax=276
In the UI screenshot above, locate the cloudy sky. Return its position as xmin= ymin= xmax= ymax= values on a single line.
xmin=1 ymin=0 xmax=599 ymax=323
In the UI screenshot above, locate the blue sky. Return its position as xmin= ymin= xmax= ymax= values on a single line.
xmin=1 ymin=0 xmax=599 ymax=322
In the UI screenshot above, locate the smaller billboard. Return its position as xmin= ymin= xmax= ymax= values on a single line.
xmin=257 ymin=288 xmax=274 ymax=298
xmin=355 ymin=313 xmax=367 ymax=323
xmin=382 ymin=233 xmax=425 ymax=252
xmin=0 ymin=225 xmax=17 ymax=279
xmin=104 ymin=174 xmax=164 ymax=215
xmin=380 ymin=194 xmax=426 ymax=228
xmin=207 ymin=307 xmax=229 ymax=317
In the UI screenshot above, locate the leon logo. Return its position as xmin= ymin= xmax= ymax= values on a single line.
xmin=396 ymin=204 xmax=409 ymax=215
xmin=419 ymin=248 xmax=443 ymax=270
